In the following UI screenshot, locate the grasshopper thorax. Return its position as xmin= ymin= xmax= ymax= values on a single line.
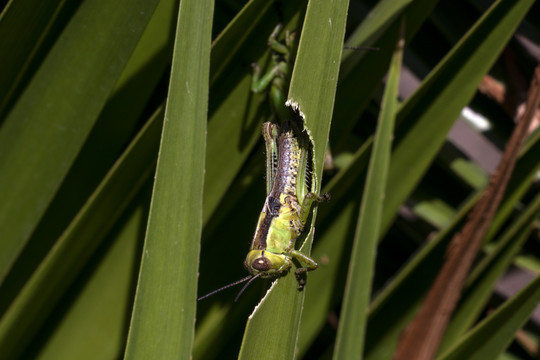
xmin=244 ymin=250 xmax=291 ymax=278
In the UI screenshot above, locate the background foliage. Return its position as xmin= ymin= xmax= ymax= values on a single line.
xmin=0 ymin=0 xmax=539 ymax=359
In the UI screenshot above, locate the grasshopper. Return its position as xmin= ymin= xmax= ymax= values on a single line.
xmin=198 ymin=25 xmax=328 ymax=301
xmin=244 ymin=115 xmax=329 ymax=289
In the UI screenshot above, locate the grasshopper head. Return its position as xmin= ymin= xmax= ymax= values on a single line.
xmin=244 ymin=250 xmax=291 ymax=277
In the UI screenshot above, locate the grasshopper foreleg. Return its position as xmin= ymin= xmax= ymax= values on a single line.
xmin=288 ymin=249 xmax=318 ymax=289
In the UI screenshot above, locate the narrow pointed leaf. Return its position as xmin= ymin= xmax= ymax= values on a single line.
xmin=0 ymin=0 xmax=159 ymax=280
xmin=34 ymin=198 xmax=149 ymax=360
xmin=0 ymin=108 xmax=163 ymax=359
xmin=439 ymin=193 xmax=540 ymax=351
xmin=203 ymin=1 xmax=305 ymax=224
xmin=123 ymin=0 xmax=213 ymax=358
xmin=333 ymin=22 xmax=403 ymax=359
xmin=438 ymin=272 xmax=540 ymax=360
xmin=238 ymin=0 xmax=349 ymax=358
xmin=382 ymin=0 xmax=536 ymax=233
xmin=365 ymin=134 xmax=540 ymax=360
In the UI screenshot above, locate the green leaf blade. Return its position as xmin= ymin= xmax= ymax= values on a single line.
xmin=333 ymin=23 xmax=403 ymax=359
xmin=438 ymin=272 xmax=540 ymax=360
xmin=288 ymin=0 xmax=349 ymax=181
xmin=0 ymin=107 xmax=163 ymax=360
xmin=34 ymin=199 xmax=148 ymax=360
xmin=0 ymin=0 xmax=160 ymax=280
xmin=238 ymin=0 xmax=349 ymax=358
xmin=439 ymin=193 xmax=540 ymax=352
xmin=365 ymin=134 xmax=540 ymax=360
xmin=123 ymin=0 xmax=213 ymax=358
xmin=382 ymin=0 xmax=536 ymax=233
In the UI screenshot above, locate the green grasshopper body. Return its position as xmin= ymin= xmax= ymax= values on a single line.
xmin=245 ymin=119 xmax=328 ymax=285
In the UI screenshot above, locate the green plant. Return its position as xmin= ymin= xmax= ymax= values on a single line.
xmin=0 ymin=0 xmax=538 ymax=359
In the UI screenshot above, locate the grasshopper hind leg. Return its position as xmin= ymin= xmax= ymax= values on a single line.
xmin=262 ymin=122 xmax=279 ymax=196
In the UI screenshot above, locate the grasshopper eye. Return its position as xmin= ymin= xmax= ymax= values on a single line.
xmin=252 ymin=256 xmax=272 ymax=271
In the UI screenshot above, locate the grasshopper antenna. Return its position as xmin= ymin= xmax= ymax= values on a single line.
xmin=198 ymin=275 xmax=253 ymax=301
xmin=343 ymin=45 xmax=379 ymax=51
xmin=234 ymin=273 xmax=263 ymax=302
